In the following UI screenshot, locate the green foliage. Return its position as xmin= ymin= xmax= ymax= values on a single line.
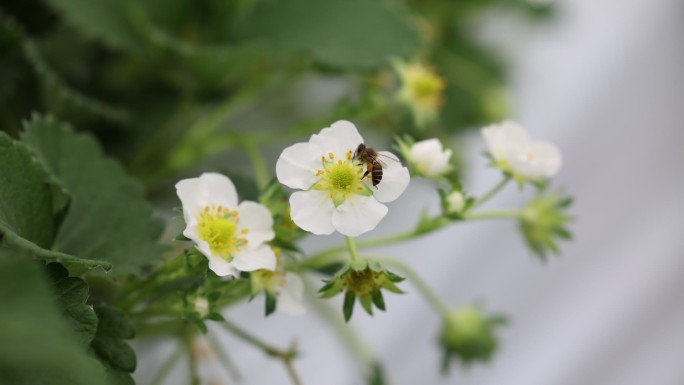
xmin=21 ymin=115 xmax=164 ymax=273
xmin=0 ymin=131 xmax=58 ymax=249
xmin=47 ymin=263 xmax=99 ymax=346
xmin=91 ymin=305 xmax=137 ymax=384
xmin=0 ymin=251 xmax=108 ymax=385
xmin=235 ymin=0 xmax=421 ymax=70
xmin=44 ymin=0 xmax=144 ymax=48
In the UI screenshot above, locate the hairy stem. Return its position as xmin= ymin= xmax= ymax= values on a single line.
xmin=221 ymin=318 xmax=303 ymax=385
xmin=376 ymin=258 xmax=451 ymax=318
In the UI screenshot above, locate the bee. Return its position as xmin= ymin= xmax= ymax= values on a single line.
xmin=353 ymin=143 xmax=397 ymax=187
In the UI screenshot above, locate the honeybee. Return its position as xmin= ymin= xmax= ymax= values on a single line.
xmin=353 ymin=143 xmax=398 ymax=187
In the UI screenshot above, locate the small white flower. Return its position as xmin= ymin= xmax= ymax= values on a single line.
xmin=446 ymin=191 xmax=465 ymax=213
xmin=408 ymin=138 xmax=452 ymax=177
xmin=482 ymin=121 xmax=562 ymax=181
xmin=276 ymin=120 xmax=409 ymax=237
xmin=176 ymin=173 xmax=276 ymax=277
xmin=276 ymin=121 xmax=410 ymax=237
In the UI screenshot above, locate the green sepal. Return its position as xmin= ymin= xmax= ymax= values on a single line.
xmin=206 ymin=312 xmax=225 ymax=322
xmin=265 ymin=292 xmax=277 ymax=316
xmin=359 ymin=294 xmax=374 ymax=315
xmin=385 ymin=271 xmax=405 ymax=283
xmin=194 ymin=320 xmax=209 ymax=334
xmin=351 ymin=259 xmax=368 ymax=271
xmin=367 ymin=362 xmax=387 ymax=385
xmin=175 ymin=233 xmax=191 ymax=241
xmin=343 ymin=292 xmax=356 ymax=322
xmin=371 ymin=289 xmax=386 ymax=311
xmin=368 ymin=261 xmax=383 ymax=272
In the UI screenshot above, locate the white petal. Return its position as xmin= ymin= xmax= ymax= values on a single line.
xmin=206 ymin=254 xmax=239 ymax=277
xmin=372 ymin=151 xmax=410 ymax=203
xmin=482 ymin=121 xmax=529 ymax=162
xmin=332 ymin=195 xmax=388 ymax=237
xmin=175 ymin=177 xmax=203 ymax=225
xmin=309 ymin=120 xmax=364 ymax=159
xmin=289 ymin=190 xmax=335 ymax=235
xmin=276 ymin=142 xmax=321 ymax=190
xmin=409 ymin=139 xmax=452 ymax=176
xmin=512 ymin=140 xmax=562 ymax=179
xmin=277 ymin=273 xmax=306 ymax=315
xmin=198 ymin=173 xmax=239 ymax=208
xmin=232 ymin=244 xmax=277 ymax=272
xmin=237 ymin=201 xmax=275 ymax=247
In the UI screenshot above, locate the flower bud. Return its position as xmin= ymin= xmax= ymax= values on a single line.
xmin=407 ymin=138 xmax=453 ymax=177
xmin=519 ymin=192 xmax=573 ymax=260
xmin=194 ymin=297 xmax=210 ymax=318
xmin=439 ymin=306 xmax=505 ymax=370
xmin=446 ymin=191 xmax=465 ymax=214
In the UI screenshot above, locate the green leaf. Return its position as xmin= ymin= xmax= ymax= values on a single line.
xmin=91 ymin=305 xmax=137 ymax=375
xmin=47 ymin=263 xmax=99 ymax=346
xmin=44 ymin=0 xmax=144 ymax=49
xmin=94 ymin=306 xmax=135 ymax=340
xmin=0 ymin=131 xmax=57 ymax=250
xmin=235 ymin=0 xmax=421 ymax=69
xmin=22 ymin=115 xmax=164 ymax=274
xmin=91 ymin=336 xmax=136 ymax=372
xmin=0 ymin=250 xmax=109 ymax=385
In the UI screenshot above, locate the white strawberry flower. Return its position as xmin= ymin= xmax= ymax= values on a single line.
xmin=176 ymin=173 xmax=276 ymax=277
xmin=276 ymin=120 xmax=410 ymax=237
xmin=408 ymin=138 xmax=452 ymax=177
xmin=482 ymin=121 xmax=562 ymax=181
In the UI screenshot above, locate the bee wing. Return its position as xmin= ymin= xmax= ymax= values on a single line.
xmin=377 ymin=152 xmax=400 ymax=167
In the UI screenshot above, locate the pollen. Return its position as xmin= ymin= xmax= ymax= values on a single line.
xmin=328 ymin=152 xmax=335 ymax=159
xmin=197 ymin=205 xmax=247 ymax=261
xmin=346 ymin=150 xmax=352 ymax=160
xmin=241 ymin=229 xmax=249 ymax=234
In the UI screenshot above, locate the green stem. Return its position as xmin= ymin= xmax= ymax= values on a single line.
xmin=243 ymin=139 xmax=270 ymax=191
xmin=183 ymin=325 xmax=200 ymax=385
xmin=303 ymin=276 xmax=375 ymax=374
xmin=464 ymin=210 xmax=521 ymax=221
xmin=220 ymin=318 xmax=303 ymax=385
xmin=471 ymin=176 xmax=511 ymax=209
xmin=207 ymin=330 xmax=242 ymax=381
xmin=346 ymin=236 xmax=361 ymax=262
xmin=376 ymin=258 xmax=451 ymax=318
xmin=149 ymin=343 xmax=184 ymax=385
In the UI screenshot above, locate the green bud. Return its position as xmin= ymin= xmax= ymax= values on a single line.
xmin=519 ymin=192 xmax=573 ymax=260
xmin=439 ymin=306 xmax=506 ymax=370
xmin=319 ymin=260 xmax=404 ymax=321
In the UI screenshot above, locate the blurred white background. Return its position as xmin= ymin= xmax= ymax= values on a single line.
xmin=136 ymin=0 xmax=684 ymax=383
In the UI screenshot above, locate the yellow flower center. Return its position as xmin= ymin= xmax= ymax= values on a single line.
xmin=409 ymin=72 xmax=444 ymax=105
xmin=197 ymin=205 xmax=248 ymax=261
xmin=312 ymin=151 xmax=371 ymax=207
